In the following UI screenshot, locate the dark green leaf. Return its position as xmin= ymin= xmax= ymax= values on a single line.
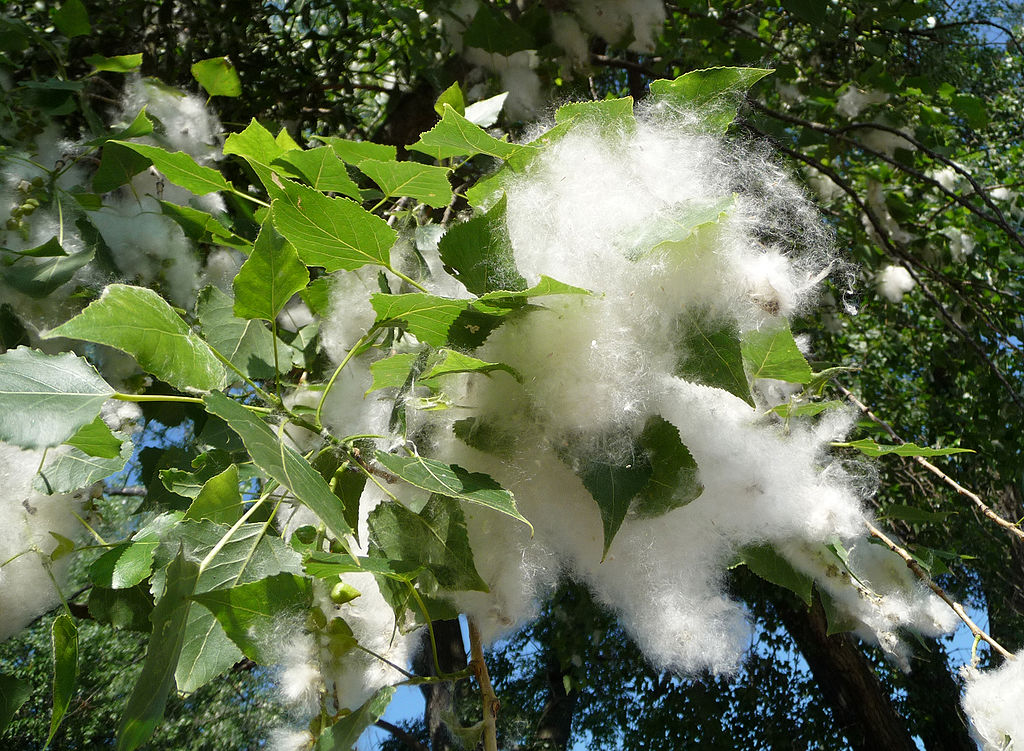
xmin=311 ymin=450 xmax=366 ymax=541
xmin=1 ymin=237 xmax=67 ymax=257
xmin=303 ymin=551 xmax=422 ymax=582
xmin=48 ymin=614 xmax=78 ymax=745
xmin=0 ymin=347 xmax=112 ymax=449
xmin=375 ymin=450 xmax=531 ymax=530
xmin=197 ymin=285 xmax=277 ymax=381
xmin=674 ymin=308 xmax=753 ymax=406
xmin=33 ymin=437 xmax=132 ymax=494
xmin=879 ymin=504 xmax=953 ymax=524
xmin=356 ymin=159 xmax=452 ymax=208
xmin=87 ymin=585 xmax=154 ymax=632
xmin=3 ymin=247 xmax=94 ymax=297
xmin=116 ymin=552 xmax=199 ymax=751
xmin=300 ymin=276 xmax=332 ymax=316
xmin=183 ymin=464 xmax=243 ymax=525
xmin=51 ymin=0 xmax=90 ymax=37
xmin=47 ymin=284 xmax=227 ymax=392
xmin=438 ymin=194 xmax=527 ymax=295
xmin=649 ymin=68 xmax=774 ymax=131
xmin=93 ymin=141 xmax=151 ymax=192
xmin=462 ymin=3 xmax=535 ymax=55
xmin=770 ymin=400 xmax=845 ymax=418
xmin=157 ymin=202 xmax=249 ymax=250
xmin=108 ymin=141 xmax=233 ymax=195
xmin=632 ymin=416 xmax=703 ymax=517
xmin=741 ymin=323 xmax=813 ymax=384
xmin=735 ymin=545 xmax=813 ymax=605
xmin=233 ymin=221 xmax=309 ymax=321
xmin=0 ymin=673 xmax=31 ymax=733
xmin=370 ymin=293 xmax=467 ymax=346
xmin=190 ymin=57 xmax=241 ymax=97
xmin=204 ymin=392 xmax=353 ymax=540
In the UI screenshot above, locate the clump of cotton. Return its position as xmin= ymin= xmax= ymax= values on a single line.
xmin=570 ymin=0 xmax=666 ymax=53
xmin=120 ymin=76 xmax=223 ymax=164
xmin=836 ymin=87 xmax=890 ymax=119
xmin=275 ymin=629 xmax=323 ymax=716
xmin=551 ymin=14 xmax=590 ymax=69
xmin=962 ymin=653 xmax=1024 ymax=750
xmin=0 ymin=442 xmax=87 ymax=642
xmin=265 ymin=728 xmax=315 ymax=751
xmin=877 ymin=264 xmax=916 ymax=302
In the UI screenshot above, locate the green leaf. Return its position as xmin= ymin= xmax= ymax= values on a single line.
xmin=474 ymin=275 xmax=589 ymax=306
xmin=555 ymin=98 xmax=635 ymax=130
xmin=93 ymin=141 xmax=151 ymax=192
xmin=674 ymin=308 xmax=753 ymax=406
xmin=462 ymin=3 xmax=535 ymax=55
xmin=879 ymin=504 xmax=953 ymax=524
xmin=116 ymin=552 xmax=199 ymax=751
xmin=34 ymin=437 xmax=132 ymax=494
xmin=157 ymin=202 xmax=249 ymax=250
xmin=83 ymin=108 xmax=153 ymax=148
xmin=833 ymin=439 xmax=974 ymax=458
xmin=233 ymin=221 xmax=309 ymax=321
xmin=3 ymin=247 xmax=94 ymax=297
xmin=435 ymin=82 xmax=466 ymax=116
xmin=735 ymin=545 xmax=814 ymax=606
xmin=51 ymin=0 xmax=90 ymax=37
xmin=438 ymin=194 xmax=527 ymax=295
xmin=108 ymin=141 xmax=233 ymax=195
xmin=0 ymin=347 xmax=112 ymax=449
xmin=89 ymin=513 xmax=183 ymax=589
xmin=203 ymin=392 xmax=353 ymax=540
xmin=0 ymin=673 xmax=31 ymax=733
xmin=649 ymin=67 xmax=774 ymax=131
xmin=318 ymin=686 xmax=394 ymax=747
xmin=356 ymin=159 xmax=453 ymax=208
xmin=303 ymin=551 xmax=422 ymax=582
xmin=271 ymin=147 xmax=361 ymax=198
xmin=741 ymin=323 xmax=813 ymax=384
xmin=223 ymin=119 xmax=294 ymax=195
xmin=316 ymin=137 xmax=396 ymax=165
xmin=84 ymin=53 xmax=143 ymax=73
xmin=368 ymin=353 xmax=418 ymax=392
xmin=301 ymin=276 xmax=332 ymax=316
xmin=770 ymin=400 xmax=845 ymax=418
xmin=47 ymin=614 xmax=78 ymax=746
xmin=65 ymin=416 xmax=121 ymax=458
xmin=271 ymin=181 xmax=397 ymax=271
xmin=632 ymin=416 xmax=703 ymax=517
xmin=1 ymin=236 xmax=67 ymax=257
xmin=421 ymin=349 xmax=520 ymax=385
xmin=374 ymin=450 xmax=531 ymax=530
xmin=197 ymin=286 xmax=277 ymax=381
xmin=190 ymin=56 xmax=241 ymax=97
xmin=183 ymin=464 xmax=243 ymax=525
xmin=409 ymin=105 xmax=526 ymax=161
xmin=192 ymin=573 xmax=312 ymax=663
xmin=87 ymin=585 xmax=154 ymax=632
xmin=311 ymin=450 xmax=366 ymax=542
xmin=634 ymin=196 xmax=733 ymax=258
xmin=47 ymin=284 xmax=227 ymax=393
xmin=370 ymin=293 xmax=467 ymax=346
xmin=369 ymin=495 xmax=488 ymax=592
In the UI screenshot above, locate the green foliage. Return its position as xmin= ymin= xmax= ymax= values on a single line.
xmin=47 ymin=615 xmax=77 ymax=746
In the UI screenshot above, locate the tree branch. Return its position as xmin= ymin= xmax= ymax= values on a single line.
xmin=468 ymin=616 xmax=499 ymax=751
xmin=375 ymin=719 xmax=429 ymax=751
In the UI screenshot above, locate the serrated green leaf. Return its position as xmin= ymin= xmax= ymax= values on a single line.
xmin=741 ymin=323 xmax=813 ymax=384
xmin=735 ymin=544 xmax=813 ymax=605
xmin=93 ymin=141 xmax=151 ymax=192
xmin=374 ymin=450 xmax=531 ymax=530
xmin=0 ymin=673 xmax=31 ymax=734
xmin=770 ymin=400 xmax=845 ymax=418
xmin=48 ymin=614 xmax=78 ymax=746
xmin=233 ymin=221 xmax=309 ymax=321
xmin=833 ymin=439 xmax=974 ymax=458
xmin=0 ymin=347 xmax=112 ymax=449
xmin=83 ymin=108 xmax=153 ymax=148
xmin=89 ymin=513 xmax=183 ymax=589
xmin=271 ymin=181 xmax=396 ymax=271
xmin=85 ymin=53 xmax=142 ymax=73
xmin=462 ymin=3 xmax=535 ymax=55
xmin=316 ymin=137 xmax=396 ymax=165
xmin=87 ymin=585 xmax=154 ymax=632
xmin=650 ymin=67 xmax=774 ymax=131
xmin=318 ymin=686 xmax=395 ymax=745
xmin=157 ymin=202 xmax=249 ymax=250
xmin=368 ymin=353 xmax=418 ymax=392
xmin=116 ymin=552 xmax=198 ymax=751
xmin=51 ymin=0 xmax=90 ymax=37
xmin=409 ymin=105 xmax=526 ymax=161
xmin=421 ymin=349 xmax=519 ymax=384
xmin=64 ymin=415 xmax=121 ymax=458
xmin=674 ymin=308 xmax=753 ymax=406
xmin=632 ymin=416 xmax=703 ymax=518
xmin=300 ymin=276 xmax=332 ymax=316
xmin=47 ymin=284 xmax=226 ymax=393
xmin=474 ymin=275 xmax=590 ymax=306
xmin=356 ymin=159 xmax=452 ymax=208
xmin=192 ymin=573 xmax=312 ymax=663
xmin=3 ymin=247 xmax=94 ymax=297
xmin=223 ymin=119 xmax=294 ymax=195
xmin=555 ymin=97 xmax=635 ymax=130
xmin=435 ymin=81 xmax=465 ymax=116
xmin=271 ymin=146 xmax=361 ymax=198
xmin=183 ymin=464 xmax=243 ymax=525
xmin=370 ymin=293 xmax=467 ymax=346
xmin=108 ymin=140 xmax=232 ymax=195
xmin=190 ymin=56 xmax=241 ymax=97
xmin=438 ymin=194 xmax=526 ymax=295
xmin=369 ymin=495 xmax=488 ymax=592
xmin=203 ymin=392 xmax=353 ymax=540
xmin=34 ymin=437 xmax=132 ymax=494
xmin=312 ymin=450 xmax=366 ymax=543
xmin=302 ymin=551 xmax=422 ymax=582
xmin=197 ymin=286 xmax=277 ymax=381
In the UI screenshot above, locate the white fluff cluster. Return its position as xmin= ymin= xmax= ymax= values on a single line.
xmin=570 ymin=0 xmax=666 ymax=53
xmin=877 ymin=264 xmax=916 ymax=302
xmin=0 ymin=442 xmax=88 ymax=642
xmin=835 ymin=87 xmax=889 ymax=119
xmin=962 ymin=653 xmax=1024 ymax=750
xmin=314 ymin=104 xmax=956 ymax=676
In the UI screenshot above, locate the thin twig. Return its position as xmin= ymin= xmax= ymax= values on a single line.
xmin=468 ymin=616 xmax=499 ymax=751
xmin=865 ymin=520 xmax=1014 ymax=660
xmin=836 ymin=384 xmax=1024 ymax=542
xmin=375 ymin=719 xmax=430 ymax=751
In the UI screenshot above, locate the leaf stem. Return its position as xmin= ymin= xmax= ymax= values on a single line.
xmin=111 ymin=392 xmax=273 ymax=413
xmin=315 ymin=326 xmax=380 ymax=429
xmin=206 ymin=344 xmax=282 ymax=408
xmin=387 ymin=266 xmax=430 ymax=293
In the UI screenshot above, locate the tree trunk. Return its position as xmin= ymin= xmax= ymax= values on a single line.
xmin=533 ymin=656 xmax=577 ymax=750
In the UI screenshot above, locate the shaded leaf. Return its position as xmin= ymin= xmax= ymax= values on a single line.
xmin=770 ymin=400 xmax=845 ymax=418
xmin=89 ymin=513 xmax=183 ymax=590
xmin=734 ymin=544 xmax=814 ymax=606
xmin=158 ymin=202 xmax=249 ymax=250
xmin=196 ymin=285 xmax=277 ymax=381
xmin=0 ymin=347 xmax=112 ymax=449
xmin=674 ymin=308 xmax=753 ymax=405
xmin=87 ymin=585 xmax=154 ymax=632
xmin=34 ymin=437 xmax=132 ymax=494
xmin=183 ymin=464 xmax=243 ymax=525
xmin=93 ymin=141 xmax=151 ymax=192
xmin=632 ymin=416 xmax=703 ymax=518
xmin=48 ymin=614 xmax=78 ymax=746
xmin=438 ymin=194 xmax=526 ymax=295
xmin=318 ymin=686 xmax=394 ymax=747
xmin=3 ymin=247 xmax=94 ymax=297
xmin=462 ymin=3 xmax=535 ymax=55
xmin=52 ymin=0 xmax=90 ymax=37
xmin=47 ymin=284 xmax=227 ymax=393
xmin=420 ymin=349 xmax=520 ymax=384
xmin=0 ymin=673 xmax=31 ymax=734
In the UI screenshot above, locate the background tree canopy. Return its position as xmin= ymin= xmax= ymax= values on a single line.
xmin=0 ymin=1 xmax=1022 ymax=750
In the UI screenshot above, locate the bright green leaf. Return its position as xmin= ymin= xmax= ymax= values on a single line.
xmin=555 ymin=97 xmax=635 ymax=130
xmin=0 ymin=347 xmax=112 ymax=449
xmin=233 ymin=221 xmax=309 ymax=321
xmin=0 ymin=673 xmax=31 ymax=734
xmin=108 ymin=140 xmax=233 ymax=195
xmin=318 ymin=686 xmax=394 ymax=747
xmin=421 ymin=349 xmax=520 ymax=384
xmin=190 ymin=56 xmax=241 ymax=98
xmin=316 ymin=137 xmax=396 ymax=165
xmin=89 ymin=513 xmax=183 ymax=590
xmin=741 ymin=323 xmax=814 ymax=384
xmin=770 ymin=400 xmax=846 ymax=418
xmin=65 ymin=416 xmax=121 ymax=458
xmin=649 ymin=67 xmax=774 ymax=131
xmin=368 ymin=353 xmax=418 ymax=392
xmin=183 ymin=464 xmax=243 ymax=525
xmin=47 ymin=284 xmax=227 ymax=393
xmin=833 ymin=439 xmax=974 ymax=458
xmin=409 ymin=105 xmax=526 ymax=161
xmin=370 ymin=293 xmax=467 ymax=346
xmin=435 ymin=81 xmax=466 ymax=116
xmin=85 ymin=53 xmax=143 ymax=73
xmin=271 ymin=147 xmax=361 ymax=198
xmin=48 ymin=614 xmax=78 ymax=746
xmin=356 ymin=159 xmax=453 ymax=208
